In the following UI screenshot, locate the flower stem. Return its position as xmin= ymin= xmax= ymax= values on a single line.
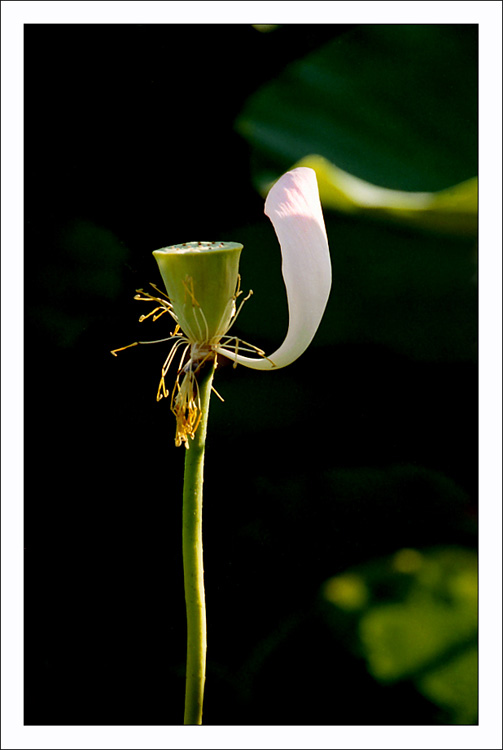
xmin=182 ymin=358 xmax=215 ymax=725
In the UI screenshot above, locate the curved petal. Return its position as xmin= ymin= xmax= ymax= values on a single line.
xmin=216 ymin=167 xmax=331 ymax=369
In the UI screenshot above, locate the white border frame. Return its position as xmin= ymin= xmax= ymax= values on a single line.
xmin=2 ymin=3 xmax=501 ymax=749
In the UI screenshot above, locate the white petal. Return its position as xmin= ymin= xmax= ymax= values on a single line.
xmin=216 ymin=167 xmax=331 ymax=369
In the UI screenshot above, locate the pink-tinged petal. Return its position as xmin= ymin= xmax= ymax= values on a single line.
xmin=216 ymin=167 xmax=331 ymax=369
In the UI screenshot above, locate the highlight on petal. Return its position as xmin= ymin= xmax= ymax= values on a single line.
xmin=216 ymin=167 xmax=331 ymax=370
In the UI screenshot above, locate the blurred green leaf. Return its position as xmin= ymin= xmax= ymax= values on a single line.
xmin=264 ymin=154 xmax=477 ymax=236
xmin=323 ymin=547 xmax=477 ymax=724
xmin=237 ymin=25 xmax=477 ymax=201
xmin=418 ymin=647 xmax=477 ymax=726
xmin=252 ymin=25 xmax=279 ymax=33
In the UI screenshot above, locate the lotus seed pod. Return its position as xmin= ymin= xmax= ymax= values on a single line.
xmin=153 ymin=241 xmax=243 ymax=344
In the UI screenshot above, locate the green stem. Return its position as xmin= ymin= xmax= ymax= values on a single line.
xmin=182 ymin=359 xmax=215 ymax=725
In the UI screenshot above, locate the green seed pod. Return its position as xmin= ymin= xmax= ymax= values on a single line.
xmin=153 ymin=241 xmax=243 ymax=344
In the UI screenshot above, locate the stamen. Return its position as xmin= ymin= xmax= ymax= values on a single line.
xmin=111 ymin=334 xmax=183 ymax=357
xmin=211 ymin=385 xmax=225 ymax=402
xmin=157 ymin=375 xmax=168 ymax=402
xmin=171 ymin=366 xmax=203 ymax=449
xmin=217 ymin=335 xmax=267 ymax=357
xmin=111 ymin=341 xmax=138 ymax=356
xmin=134 ymin=288 xmax=179 ymax=327
xmin=214 ymin=297 xmax=235 ymax=341
xmin=232 ymin=289 xmax=253 ymax=326
xmin=139 ymin=305 xmax=171 ymax=323
xmin=192 ymin=312 xmax=204 ymax=342
xmin=216 ymin=337 xmax=275 ymax=367
xmin=134 ymin=289 xmax=171 ymax=307
xmin=182 ymin=276 xmax=200 ymax=307
xmin=219 ymin=343 xmax=264 ymax=354
xmin=177 ymin=343 xmax=191 ymax=373
xmin=161 ymin=339 xmax=185 ymax=377
xmin=195 ymin=304 xmax=210 ymax=343
xmin=157 ymin=338 xmax=189 ymax=402
xmin=112 ymin=270 xmax=268 ymax=446
xmin=211 ymin=274 xmax=252 ymax=342
xmin=180 ymin=276 xmax=213 ymax=343
xmin=148 ymin=282 xmax=171 ymax=300
xmin=233 ymin=336 xmax=239 ymax=369
xmin=235 ymin=274 xmax=242 ymax=300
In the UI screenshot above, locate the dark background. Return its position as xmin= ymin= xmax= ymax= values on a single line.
xmin=24 ymin=24 xmax=477 ymax=725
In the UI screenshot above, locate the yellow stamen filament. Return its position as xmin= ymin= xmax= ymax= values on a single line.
xmin=157 ymin=338 xmax=190 ymax=402
xmin=211 ymin=385 xmax=225 ymax=402
xmin=111 ymin=274 xmax=271 ymax=446
xmin=232 ymin=288 xmax=254 ymax=326
xmin=171 ymin=366 xmax=204 ymax=449
xmin=217 ymin=335 xmax=273 ymax=365
xmin=111 ymin=333 xmax=183 ymax=357
xmin=134 ymin=287 xmax=179 ymax=326
xmin=111 ymin=341 xmax=139 ymax=356
xmin=139 ymin=306 xmax=171 ymax=323
xmin=183 ymin=275 xmax=200 ymax=308
xmin=148 ymin=282 xmax=171 ymax=300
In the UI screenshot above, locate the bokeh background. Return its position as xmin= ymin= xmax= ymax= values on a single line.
xmin=24 ymin=24 xmax=478 ymax=725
